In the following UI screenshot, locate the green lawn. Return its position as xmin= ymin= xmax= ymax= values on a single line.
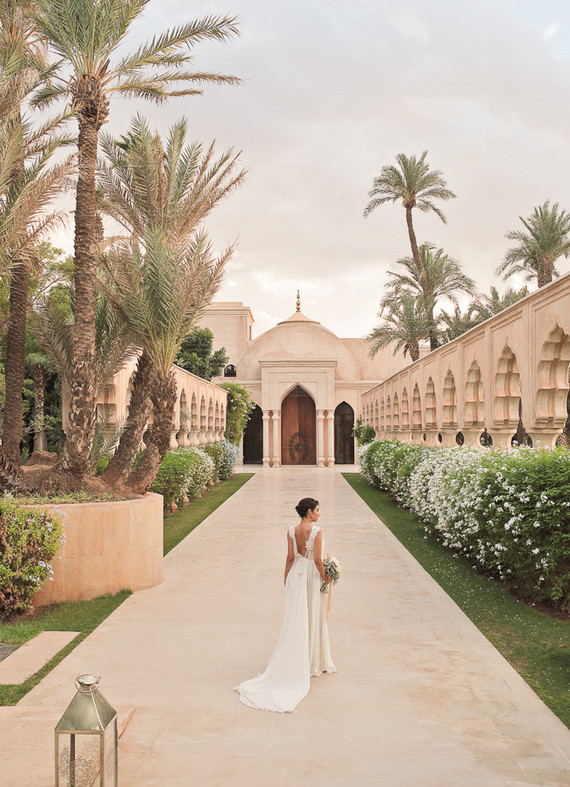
xmin=0 ymin=473 xmax=254 ymax=705
xmin=343 ymin=473 xmax=570 ymax=728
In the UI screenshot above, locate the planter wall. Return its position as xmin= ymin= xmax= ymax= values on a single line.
xmin=32 ymin=493 xmax=163 ymax=606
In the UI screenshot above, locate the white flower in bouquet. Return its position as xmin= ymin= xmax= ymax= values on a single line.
xmin=321 ymin=554 xmax=341 ymax=593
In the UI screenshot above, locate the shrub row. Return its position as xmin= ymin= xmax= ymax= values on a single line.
xmin=0 ymin=500 xmax=63 ymax=618
xmin=358 ymin=440 xmax=570 ymax=610
xmin=151 ymin=441 xmax=239 ymax=511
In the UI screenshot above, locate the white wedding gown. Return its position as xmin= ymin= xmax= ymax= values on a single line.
xmin=236 ymin=524 xmax=336 ymax=713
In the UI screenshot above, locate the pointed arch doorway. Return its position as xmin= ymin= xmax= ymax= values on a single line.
xmin=243 ymin=404 xmax=263 ymax=463
xmin=281 ymin=386 xmax=316 ymax=465
xmin=334 ymin=402 xmax=354 ymax=464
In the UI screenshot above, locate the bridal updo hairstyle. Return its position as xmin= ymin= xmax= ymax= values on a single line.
xmin=295 ymin=497 xmax=319 ymax=518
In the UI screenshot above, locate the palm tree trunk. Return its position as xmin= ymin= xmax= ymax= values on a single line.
xmin=101 ymin=351 xmax=154 ymax=485
xmin=409 ymin=344 xmax=420 ymax=362
xmin=127 ymin=369 xmax=178 ymax=494
xmin=1 ymin=260 xmax=29 ymax=468
xmin=32 ymin=362 xmax=47 ymax=452
xmin=58 ymin=109 xmax=101 ymax=479
xmin=405 ymin=206 xmax=423 ymax=272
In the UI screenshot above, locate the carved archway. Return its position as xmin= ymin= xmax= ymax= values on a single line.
xmin=536 ymin=324 xmax=570 ymax=429
xmin=465 ymin=361 xmax=484 ymax=427
xmin=494 ymin=346 xmax=521 ymax=426
xmin=243 ymin=403 xmax=263 ymax=463
xmin=393 ymin=392 xmax=400 ymax=430
xmin=401 ymin=387 xmax=409 ymax=429
xmin=442 ymin=370 xmax=458 ymax=428
xmin=334 ymin=401 xmax=355 ymax=464
xmin=412 ymin=384 xmax=422 ymax=430
xmin=425 ymin=378 xmax=436 ymax=428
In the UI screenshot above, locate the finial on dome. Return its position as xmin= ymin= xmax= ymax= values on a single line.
xmin=296 ymin=289 xmax=301 ymax=312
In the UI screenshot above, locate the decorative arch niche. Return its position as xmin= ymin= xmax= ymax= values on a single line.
xmin=401 ymin=388 xmax=409 ymax=429
xmin=536 ymin=324 xmax=570 ymax=427
xmin=425 ymin=377 xmax=436 ymax=428
xmin=392 ymin=392 xmax=400 ymax=430
xmin=412 ymin=384 xmax=422 ymax=430
xmin=494 ymin=345 xmax=521 ymax=426
xmin=442 ymin=370 xmax=458 ymax=428
xmin=386 ymin=395 xmax=392 ymax=431
xmin=465 ymin=361 xmax=484 ymax=426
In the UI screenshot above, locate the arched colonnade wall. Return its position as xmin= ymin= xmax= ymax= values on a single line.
xmin=93 ymin=356 xmax=227 ymax=450
xmin=360 ymin=272 xmax=570 ymax=449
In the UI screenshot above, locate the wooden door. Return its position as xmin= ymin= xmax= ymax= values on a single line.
xmin=281 ymin=386 xmax=316 ymax=465
xmin=334 ymin=401 xmax=355 ymax=464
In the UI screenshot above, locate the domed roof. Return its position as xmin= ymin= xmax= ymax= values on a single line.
xmin=277 ymin=309 xmax=319 ymax=325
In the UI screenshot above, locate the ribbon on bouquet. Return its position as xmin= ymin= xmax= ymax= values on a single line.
xmin=326 ymin=582 xmax=332 ymax=619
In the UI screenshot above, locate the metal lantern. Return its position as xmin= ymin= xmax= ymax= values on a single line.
xmin=55 ymin=674 xmax=118 ymax=787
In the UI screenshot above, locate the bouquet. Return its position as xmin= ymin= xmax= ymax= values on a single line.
xmin=321 ymin=554 xmax=341 ymax=593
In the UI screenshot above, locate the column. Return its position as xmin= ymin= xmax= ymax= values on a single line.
xmin=262 ymin=411 xmax=271 ymax=467
xmin=326 ymin=411 xmax=335 ymax=466
xmin=272 ymin=410 xmax=281 ymax=467
xmin=170 ymin=427 xmax=178 ymax=449
xmin=316 ymin=410 xmax=325 ymax=467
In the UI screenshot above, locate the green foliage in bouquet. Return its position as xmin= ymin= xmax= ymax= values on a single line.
xmin=0 ymin=501 xmax=63 ymax=618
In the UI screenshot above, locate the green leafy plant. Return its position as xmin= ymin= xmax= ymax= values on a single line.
xmin=220 ymin=382 xmax=255 ymax=445
xmin=352 ymin=417 xmax=376 ymax=447
xmin=0 ymin=501 xmax=63 ymax=618
xmin=204 ymin=440 xmax=239 ymax=481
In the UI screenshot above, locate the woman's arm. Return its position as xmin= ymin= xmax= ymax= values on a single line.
xmin=284 ymin=532 xmax=295 ymax=585
xmin=313 ymin=530 xmax=330 ymax=583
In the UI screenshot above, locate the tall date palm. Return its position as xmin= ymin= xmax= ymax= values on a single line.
xmin=96 ymin=116 xmax=245 ymax=485
xmin=31 ymin=0 xmax=240 ymax=481
xmin=364 ymin=150 xmax=455 ymax=284
xmin=497 ymin=200 xmax=570 ymax=288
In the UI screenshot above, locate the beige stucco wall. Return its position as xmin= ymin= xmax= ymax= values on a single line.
xmin=198 ymin=301 xmax=254 ymax=367
xmin=31 ymin=493 xmax=164 ymax=606
xmin=361 ymin=272 xmax=570 ymax=449
xmin=79 ymin=356 xmax=228 ymax=451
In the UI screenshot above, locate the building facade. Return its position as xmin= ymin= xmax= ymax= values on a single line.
xmin=360 ymin=272 xmax=570 ymax=449
xmin=200 ymin=297 xmax=407 ymax=466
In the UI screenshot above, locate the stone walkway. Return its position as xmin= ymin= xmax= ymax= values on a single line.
xmin=1 ymin=466 xmax=570 ymax=785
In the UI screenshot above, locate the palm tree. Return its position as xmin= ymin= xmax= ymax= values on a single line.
xmin=363 ymin=151 xmax=455 ymax=282
xmin=438 ymin=305 xmax=479 ymax=344
xmin=101 ymin=229 xmax=231 ymax=493
xmin=30 ymin=0 xmax=240 ymax=482
xmin=497 ymin=201 xmax=570 ymax=288
xmin=367 ymin=292 xmax=430 ymax=363
xmin=98 ymin=114 xmax=245 ymax=244
xmin=96 ymin=116 xmax=244 ymax=485
xmin=468 ymin=285 xmax=529 ymax=323
xmin=381 ymin=243 xmax=477 ymax=350
xmin=0 ymin=0 xmax=72 ymax=485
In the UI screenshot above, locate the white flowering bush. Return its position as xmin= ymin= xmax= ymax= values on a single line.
xmin=360 ymin=440 xmax=570 ymax=610
xmin=151 ymin=447 xmax=216 ymax=510
xmin=0 ymin=500 xmax=63 ymax=617
xmin=204 ymin=440 xmax=239 ymax=481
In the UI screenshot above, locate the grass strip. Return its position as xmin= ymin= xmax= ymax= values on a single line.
xmin=163 ymin=473 xmax=254 ymax=555
xmin=343 ymin=473 xmax=570 ymax=728
xmin=0 ymin=591 xmax=131 ymax=705
xmin=0 ymin=472 xmax=254 ymax=705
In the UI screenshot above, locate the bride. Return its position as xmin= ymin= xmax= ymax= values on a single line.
xmin=236 ymin=497 xmax=337 ymax=713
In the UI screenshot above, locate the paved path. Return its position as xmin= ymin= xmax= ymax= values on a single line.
xmin=1 ymin=467 xmax=570 ymax=786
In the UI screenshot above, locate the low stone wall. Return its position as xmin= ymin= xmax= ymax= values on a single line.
xmin=32 ymin=493 xmax=164 ymax=606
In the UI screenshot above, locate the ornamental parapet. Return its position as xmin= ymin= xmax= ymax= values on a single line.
xmin=361 ymin=272 xmax=570 ymax=450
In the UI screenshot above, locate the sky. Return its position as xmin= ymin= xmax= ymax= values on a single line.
xmin=52 ymin=0 xmax=570 ymax=339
